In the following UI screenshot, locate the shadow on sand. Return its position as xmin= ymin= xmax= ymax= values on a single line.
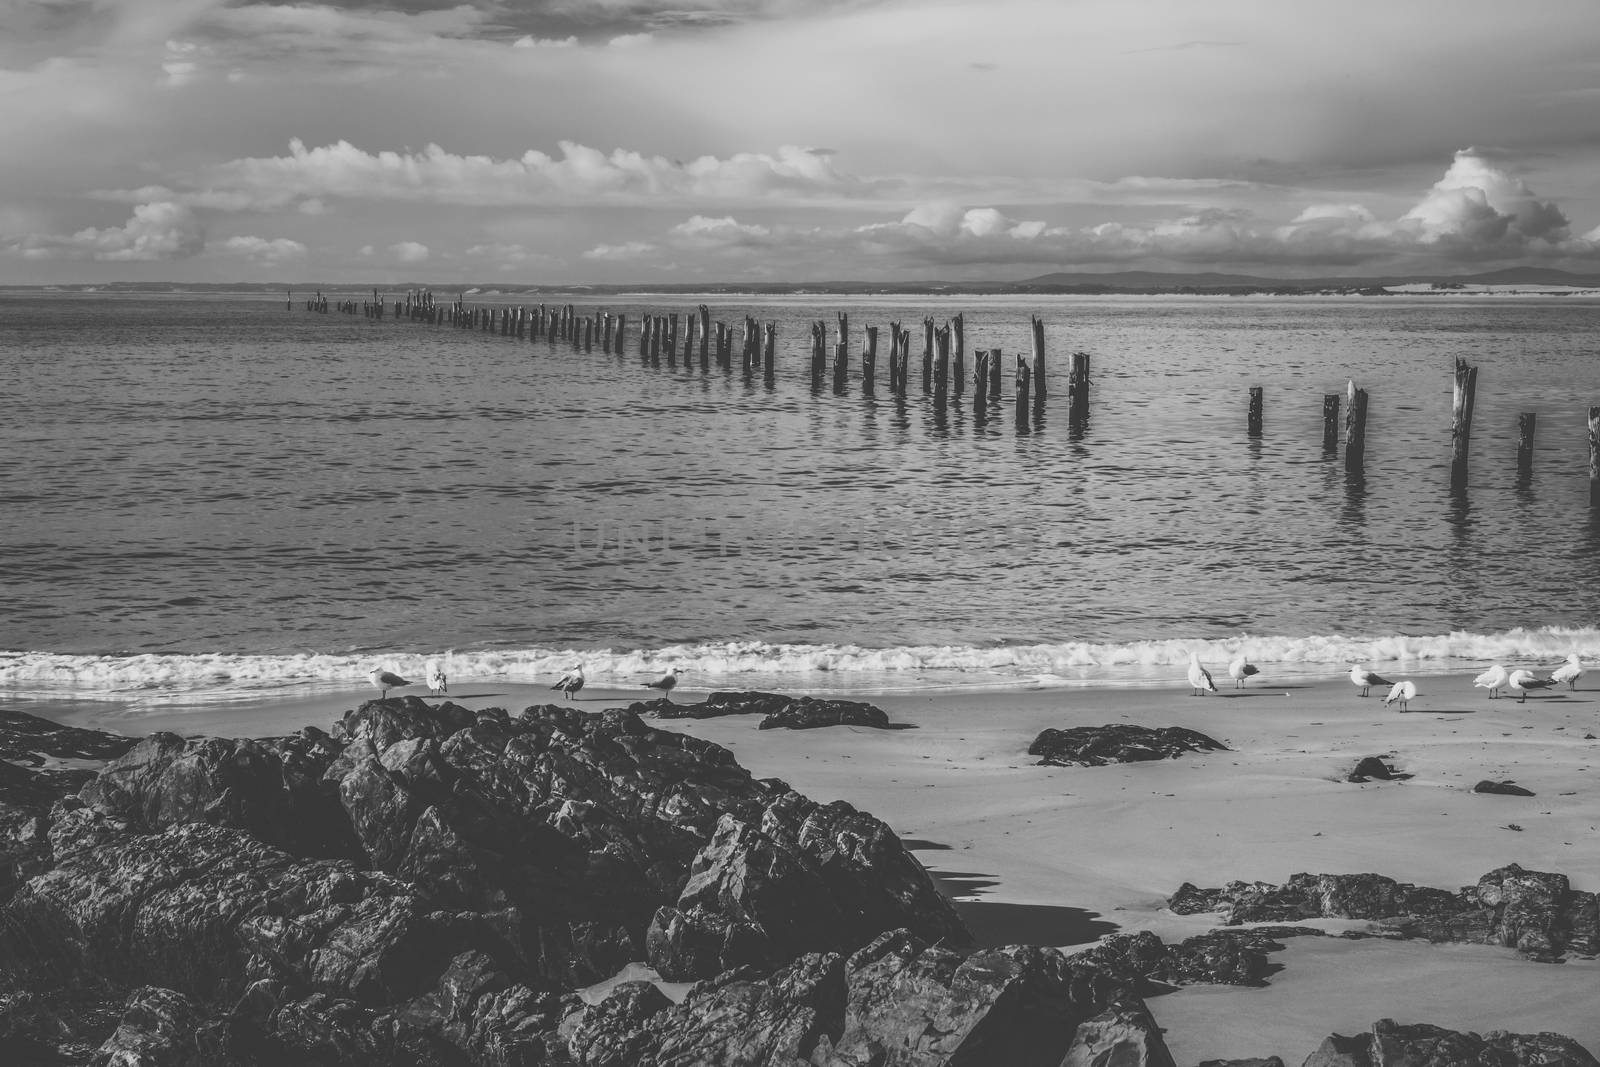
xmin=905 ymin=844 xmax=1119 ymax=949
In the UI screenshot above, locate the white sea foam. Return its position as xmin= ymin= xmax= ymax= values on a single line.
xmin=2 ymin=627 xmax=1595 ymax=702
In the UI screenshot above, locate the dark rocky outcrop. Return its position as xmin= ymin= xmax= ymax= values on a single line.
xmin=1473 ymin=780 xmax=1536 ymax=797
xmin=648 ymin=691 xmax=894 ymax=731
xmin=1028 ymin=724 xmax=1228 ymax=767
xmin=1168 ymin=864 xmax=1600 ymax=962
xmin=0 ymin=707 xmax=137 ymax=769
xmin=1346 ymin=756 xmax=1411 ymax=782
xmin=1303 ymin=1017 xmax=1599 ymax=1067
xmin=1070 ymin=926 xmax=1325 ymax=990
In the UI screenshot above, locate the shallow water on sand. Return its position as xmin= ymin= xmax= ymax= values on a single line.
xmin=3 ymin=290 xmax=1599 ymax=697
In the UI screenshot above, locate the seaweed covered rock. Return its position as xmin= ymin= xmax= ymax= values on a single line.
xmin=1167 ymin=864 xmax=1600 ymax=962
xmin=1303 ymin=1017 xmax=1598 ymax=1067
xmin=650 ymin=691 xmax=894 ymax=730
xmin=1029 ymin=724 xmax=1228 ymax=767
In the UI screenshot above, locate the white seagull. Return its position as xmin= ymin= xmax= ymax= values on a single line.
xmin=368 ymin=667 xmax=412 ymax=699
xmin=1382 ymin=679 xmax=1418 ymax=711
xmin=1349 ymin=664 xmax=1393 ymax=698
xmin=1186 ymin=651 xmax=1218 ymax=697
xmin=643 ymin=667 xmax=682 ymax=699
xmin=1227 ymin=653 xmax=1260 ymax=689
xmin=1550 ymin=654 xmax=1584 ymax=691
xmin=424 ymin=659 xmax=448 ymax=695
xmin=1507 ymin=668 xmax=1557 ymax=704
xmin=552 ymin=664 xmax=585 ymax=701
xmin=1472 ymin=664 xmax=1508 ymax=700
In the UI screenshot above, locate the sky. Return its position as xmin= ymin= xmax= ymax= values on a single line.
xmin=5 ymin=0 xmax=1600 ymax=285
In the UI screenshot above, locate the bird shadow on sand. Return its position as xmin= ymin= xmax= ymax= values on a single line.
xmin=1395 ymin=707 xmax=1477 ymax=714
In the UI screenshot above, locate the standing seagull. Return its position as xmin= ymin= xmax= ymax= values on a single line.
xmin=368 ymin=667 xmax=412 ymax=699
xmin=1227 ymin=653 xmax=1260 ymax=689
xmin=643 ymin=667 xmax=682 ymax=700
xmin=425 ymin=659 xmax=448 ymax=695
xmin=1550 ymin=654 xmax=1584 ymax=691
xmin=1382 ymin=679 xmax=1418 ymax=711
xmin=1507 ymin=669 xmax=1557 ymax=704
xmin=1473 ymin=664 xmax=1508 ymax=700
xmin=1349 ymin=664 xmax=1393 ymax=698
xmin=552 ymin=665 xmax=585 ymax=701
xmin=1186 ymin=651 xmax=1218 ymax=697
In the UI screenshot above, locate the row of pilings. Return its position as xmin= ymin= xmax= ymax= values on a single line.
xmin=301 ymin=291 xmax=1600 ymax=501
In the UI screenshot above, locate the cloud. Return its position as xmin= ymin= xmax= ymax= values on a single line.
xmin=628 ymin=148 xmax=1600 ymax=272
xmin=513 ymin=35 xmax=577 ymax=47
xmin=5 ymin=201 xmax=204 ymax=261
xmin=582 ymin=240 xmax=657 ymax=260
xmin=389 ymin=240 xmax=430 ymax=263
xmin=220 ymin=234 xmax=307 ymax=265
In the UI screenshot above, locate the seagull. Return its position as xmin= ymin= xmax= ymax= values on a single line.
xmin=368 ymin=667 xmax=412 ymax=699
xmin=1349 ymin=664 xmax=1393 ymax=698
xmin=1550 ymin=654 xmax=1584 ymax=691
xmin=1227 ymin=653 xmax=1260 ymax=689
xmin=1507 ymin=668 xmax=1557 ymax=704
xmin=424 ymin=659 xmax=448 ymax=695
xmin=643 ymin=667 xmax=682 ymax=699
xmin=1186 ymin=651 xmax=1217 ymax=697
xmin=552 ymin=664 xmax=585 ymax=700
xmin=1382 ymin=679 xmax=1417 ymax=711
xmin=1472 ymin=664 xmax=1508 ymax=700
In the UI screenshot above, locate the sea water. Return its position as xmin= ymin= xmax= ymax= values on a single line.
xmin=2 ymin=290 xmax=1598 ymax=703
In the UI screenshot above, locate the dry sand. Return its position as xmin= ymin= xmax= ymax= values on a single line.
xmin=32 ymin=667 xmax=1600 ymax=1064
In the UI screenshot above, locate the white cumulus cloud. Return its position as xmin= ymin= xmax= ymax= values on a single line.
xmin=6 ymin=202 xmax=204 ymax=261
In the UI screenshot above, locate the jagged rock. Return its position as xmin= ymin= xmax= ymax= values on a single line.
xmin=1168 ymin=864 xmax=1600 ymax=962
xmin=94 ymin=986 xmax=205 ymax=1067
xmin=1198 ymin=1060 xmax=1285 ymax=1067
xmin=648 ymin=691 xmax=895 ymax=730
xmin=1028 ymin=724 xmax=1227 ymax=767
xmin=1071 ymin=927 xmax=1322 ymax=989
xmin=1346 ymin=756 xmax=1410 ymax=782
xmin=1473 ymin=780 xmax=1535 ymax=797
xmin=1059 ymin=1001 xmax=1173 ymax=1067
xmin=0 ymin=707 xmax=137 ymax=769
xmin=822 ymin=929 xmax=1174 ymax=1067
xmin=1302 ymin=1017 xmax=1599 ymax=1066
xmin=758 ymin=698 xmax=891 ymax=731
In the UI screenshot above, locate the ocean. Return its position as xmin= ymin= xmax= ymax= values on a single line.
xmin=3 ymin=290 xmax=1598 ymax=703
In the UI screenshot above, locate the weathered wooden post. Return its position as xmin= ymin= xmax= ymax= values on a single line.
xmin=614 ymin=314 xmax=626 ymax=356
xmin=833 ymin=336 xmax=849 ymax=393
xmin=836 ymin=312 xmax=849 ymax=376
xmin=666 ymin=314 xmax=679 ymax=367
xmin=681 ymin=313 xmax=696 ymax=366
xmin=1322 ymin=393 xmax=1341 ymax=453
xmin=862 ymin=325 xmax=878 ymax=394
xmin=763 ymin=323 xmax=776 ymax=382
xmin=1449 ymin=358 xmax=1478 ymax=491
xmin=952 ymin=313 xmax=965 ymax=399
xmin=1516 ymin=413 xmax=1537 ymax=479
xmin=1248 ymin=387 xmax=1263 ymax=438
xmin=1589 ymin=406 xmax=1600 ymax=507
xmin=974 ymin=351 xmax=989 ymax=422
xmin=651 ymin=316 xmax=663 ymax=367
xmin=584 ymin=317 xmax=594 ymax=353
xmin=989 ymin=348 xmax=1003 ymax=399
xmin=744 ymin=317 xmax=758 ymax=374
xmin=1015 ymin=356 xmax=1031 ymax=431
xmin=921 ymin=318 xmax=935 ymax=393
xmin=933 ymin=325 xmax=949 ymax=406
xmin=811 ymin=321 xmax=827 ymax=385
xmin=1030 ymin=316 xmax=1046 ymax=408
xmin=1345 ymin=380 xmax=1369 ymax=476
xmin=698 ymin=305 xmax=711 ymax=369
xmin=1068 ymin=351 xmax=1090 ymax=428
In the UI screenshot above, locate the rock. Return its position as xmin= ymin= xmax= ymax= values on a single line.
xmin=1168 ymin=864 xmax=1600 ymax=962
xmin=1346 ymin=756 xmax=1411 ymax=782
xmin=1303 ymin=1017 xmax=1599 ymax=1067
xmin=1072 ymin=928 xmax=1320 ymax=990
xmin=94 ymin=986 xmax=205 ymax=1067
xmin=1473 ymin=780 xmax=1535 ymax=797
xmin=1059 ymin=1001 xmax=1173 ymax=1067
xmin=1028 ymin=724 xmax=1227 ymax=767
xmin=758 ymin=697 xmax=891 ymax=731
xmin=1197 ymin=1060 xmax=1285 ymax=1067
xmin=0 ymin=708 xmax=137 ymax=769
xmin=652 ymin=691 xmax=794 ymax=720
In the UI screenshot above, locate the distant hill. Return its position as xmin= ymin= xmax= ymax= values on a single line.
xmin=9 ymin=267 xmax=1600 ymax=296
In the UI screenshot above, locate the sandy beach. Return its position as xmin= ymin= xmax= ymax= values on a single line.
xmin=24 ymin=666 xmax=1600 ymax=1063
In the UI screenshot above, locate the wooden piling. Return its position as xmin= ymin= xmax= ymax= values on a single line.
xmin=1014 ymin=356 xmax=1031 ymax=430
xmin=763 ymin=323 xmax=776 ymax=382
xmin=1030 ymin=316 xmax=1046 ymax=406
xmin=952 ymin=314 xmax=965 ymax=398
xmin=1515 ymin=412 xmax=1537 ymax=478
xmin=862 ymin=326 xmax=878 ymax=394
xmin=1589 ymin=406 xmax=1600 ymax=507
xmin=887 ymin=322 xmax=904 ymax=395
xmin=699 ymin=305 xmax=711 ymax=368
xmin=833 ymin=338 xmax=849 ymax=393
xmin=988 ymin=348 xmax=1003 ymax=399
xmin=933 ymin=325 xmax=949 ymax=405
xmin=1449 ymin=358 xmax=1478 ymax=491
xmin=811 ymin=321 xmax=827 ymax=384
xmin=922 ymin=318 xmax=935 ymax=393
xmin=666 ymin=314 xmax=679 ymax=367
xmin=1322 ymin=393 xmax=1341 ymax=453
xmin=1248 ymin=386 xmax=1263 ymax=438
xmin=1345 ymin=380 xmax=1369 ymax=476
xmin=1067 ymin=351 xmax=1090 ymax=427
xmin=974 ymin=351 xmax=989 ymax=421
xmin=681 ymin=313 xmax=696 ymax=366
